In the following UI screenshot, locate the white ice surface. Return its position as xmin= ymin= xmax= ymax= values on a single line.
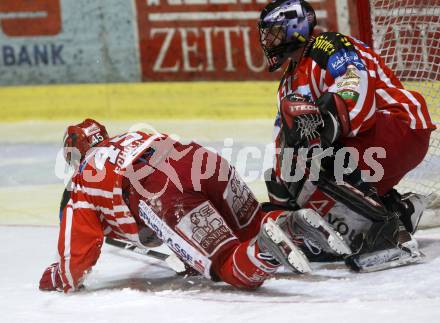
xmin=1 ymin=225 xmax=440 ymax=323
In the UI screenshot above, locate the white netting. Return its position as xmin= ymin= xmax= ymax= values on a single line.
xmin=369 ymin=0 xmax=440 ymax=196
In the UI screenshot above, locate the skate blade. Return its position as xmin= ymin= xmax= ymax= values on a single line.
xmin=348 ymin=249 xmax=425 ymax=273
xmin=300 ymin=209 xmax=352 ymax=256
xmin=265 ymin=219 xmax=312 ymax=274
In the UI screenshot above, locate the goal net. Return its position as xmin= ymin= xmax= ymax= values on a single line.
xmin=357 ymin=0 xmax=440 ymax=200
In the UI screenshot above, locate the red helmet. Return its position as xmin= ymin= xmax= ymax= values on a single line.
xmin=63 ymin=119 xmax=109 ymax=166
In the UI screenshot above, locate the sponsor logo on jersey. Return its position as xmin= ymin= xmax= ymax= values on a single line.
xmin=139 ymin=201 xmax=212 ymax=277
xmin=337 ymin=90 xmax=360 ymax=103
xmin=328 ymin=49 xmax=365 ymax=78
xmin=313 ymin=35 xmax=336 ymax=56
xmin=336 ymin=65 xmax=361 ymax=89
xmin=344 ymin=65 xmax=361 ymax=80
xmin=176 ymin=201 xmax=237 ymax=256
xmin=224 ymin=169 xmax=259 ymax=228
xmin=336 ymin=80 xmax=360 ymax=89
xmin=337 ymin=34 xmax=353 ymax=48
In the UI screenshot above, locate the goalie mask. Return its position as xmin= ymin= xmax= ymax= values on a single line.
xmin=63 ymin=119 xmax=109 ymax=167
xmin=258 ymin=0 xmax=316 ymax=72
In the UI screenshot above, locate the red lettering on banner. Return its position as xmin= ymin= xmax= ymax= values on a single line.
xmin=0 ymin=0 xmax=61 ymax=37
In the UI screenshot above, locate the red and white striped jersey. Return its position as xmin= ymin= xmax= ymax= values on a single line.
xmin=57 ymin=131 xmax=165 ymax=292
xmin=274 ymin=32 xmax=435 ymax=140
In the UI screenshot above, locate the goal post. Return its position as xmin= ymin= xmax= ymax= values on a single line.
xmin=356 ymin=0 xmax=373 ymax=47
xmin=355 ymin=0 xmax=440 ymax=198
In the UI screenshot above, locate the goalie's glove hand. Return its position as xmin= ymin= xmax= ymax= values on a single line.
xmin=316 ymin=92 xmax=351 ymax=148
xmin=39 ymin=263 xmax=63 ymax=292
xmin=280 ymin=94 xmax=324 ymax=150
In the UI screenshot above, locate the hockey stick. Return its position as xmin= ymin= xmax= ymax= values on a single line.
xmin=105 ymin=237 xmax=186 ymax=273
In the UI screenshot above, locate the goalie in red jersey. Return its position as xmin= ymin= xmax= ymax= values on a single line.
xmin=39 ymin=119 xmax=350 ymax=293
xmin=257 ymin=0 xmax=436 ymax=271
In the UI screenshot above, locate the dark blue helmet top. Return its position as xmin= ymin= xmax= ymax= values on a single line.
xmin=258 ymin=0 xmax=317 ymax=72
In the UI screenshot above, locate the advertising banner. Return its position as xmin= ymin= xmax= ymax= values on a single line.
xmin=0 ymin=0 xmax=140 ymax=85
xmin=136 ymin=0 xmax=338 ymax=81
xmin=0 ymin=0 xmax=341 ymax=84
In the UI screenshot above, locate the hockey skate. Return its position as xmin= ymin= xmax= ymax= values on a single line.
xmin=258 ymin=209 xmax=352 ymax=274
xmin=346 ymin=227 xmax=425 ymax=273
xmin=399 ymin=193 xmax=426 ymax=234
xmin=382 ymin=189 xmax=427 ymax=234
xmin=282 ymin=208 xmax=352 ymax=257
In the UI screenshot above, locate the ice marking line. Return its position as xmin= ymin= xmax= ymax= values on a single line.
xmin=0 ymin=12 xmax=47 ymax=19
xmin=148 ymin=10 xmax=327 ymax=21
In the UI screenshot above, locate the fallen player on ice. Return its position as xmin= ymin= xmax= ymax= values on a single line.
xmin=39 ymin=119 xmax=351 ymax=292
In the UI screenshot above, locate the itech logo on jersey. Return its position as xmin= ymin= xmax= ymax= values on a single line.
xmin=176 ymin=201 xmax=237 ymax=256
xmin=328 ymin=49 xmax=366 ymax=78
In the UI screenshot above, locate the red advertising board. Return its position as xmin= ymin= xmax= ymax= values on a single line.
xmin=135 ymin=0 xmax=337 ymax=81
xmin=0 ymin=0 xmax=61 ymax=37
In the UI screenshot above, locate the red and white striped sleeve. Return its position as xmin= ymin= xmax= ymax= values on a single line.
xmin=350 ymin=38 xmax=435 ymax=131
xmin=57 ymin=182 xmax=104 ymax=293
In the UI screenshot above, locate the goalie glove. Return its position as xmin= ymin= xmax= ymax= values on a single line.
xmin=316 ymin=92 xmax=351 ymax=148
xmin=39 ymin=263 xmax=63 ymax=292
xmin=280 ymin=92 xmax=350 ymax=150
xmin=280 ymin=94 xmax=323 ymax=150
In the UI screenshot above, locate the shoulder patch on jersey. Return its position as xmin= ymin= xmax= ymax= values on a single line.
xmin=328 ymin=48 xmax=366 ymax=78
xmin=308 ymin=32 xmax=355 ymax=69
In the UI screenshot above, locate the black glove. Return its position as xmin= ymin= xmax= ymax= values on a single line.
xmin=316 ymin=92 xmax=351 ymax=148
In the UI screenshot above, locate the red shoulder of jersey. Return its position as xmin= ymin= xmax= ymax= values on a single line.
xmin=76 ymin=131 xmax=166 ymax=188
